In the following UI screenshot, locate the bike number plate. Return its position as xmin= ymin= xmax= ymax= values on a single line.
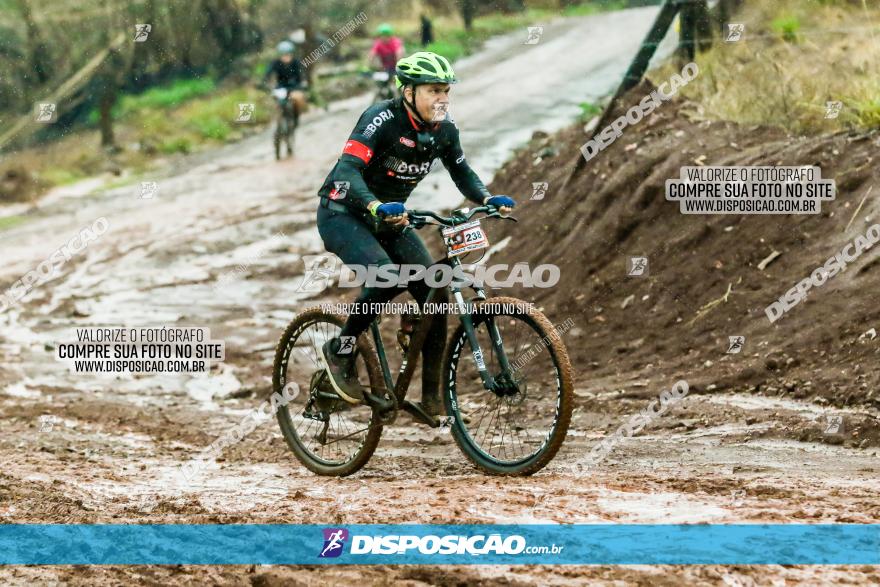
xmin=442 ymin=220 xmax=489 ymax=257
xmin=272 ymin=88 xmax=288 ymax=100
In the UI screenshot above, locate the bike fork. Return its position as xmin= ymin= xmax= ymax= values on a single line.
xmin=451 ymin=288 xmax=513 ymax=391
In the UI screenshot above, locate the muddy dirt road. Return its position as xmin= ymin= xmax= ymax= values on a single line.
xmin=1 ymin=6 xmax=878 ymax=586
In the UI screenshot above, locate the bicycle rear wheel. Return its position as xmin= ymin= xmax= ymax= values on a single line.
xmin=273 ymin=307 xmax=384 ymax=476
xmin=442 ymin=296 xmax=574 ymax=475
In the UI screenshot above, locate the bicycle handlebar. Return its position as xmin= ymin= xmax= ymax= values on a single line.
xmin=406 ymin=205 xmax=517 ymax=229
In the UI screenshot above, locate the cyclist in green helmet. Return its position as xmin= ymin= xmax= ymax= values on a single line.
xmin=315 ymin=52 xmax=516 ymax=413
xmin=369 ymin=23 xmax=405 ymax=75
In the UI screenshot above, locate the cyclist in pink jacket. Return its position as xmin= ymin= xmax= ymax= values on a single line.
xmin=369 ymin=23 xmax=405 ymax=74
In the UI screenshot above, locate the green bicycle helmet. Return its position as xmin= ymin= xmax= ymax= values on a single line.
xmin=276 ymin=40 xmax=295 ymax=55
xmin=377 ymin=23 xmax=394 ymax=36
xmin=394 ymin=51 xmax=457 ymax=89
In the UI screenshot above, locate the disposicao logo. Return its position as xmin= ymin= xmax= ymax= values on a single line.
xmin=317 ymin=530 xmax=563 ymax=558
xmin=350 ymin=533 xmax=528 ymax=555
xmin=319 ymin=528 xmax=349 ymax=558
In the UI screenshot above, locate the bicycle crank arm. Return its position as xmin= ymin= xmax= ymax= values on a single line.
xmin=401 ymin=400 xmax=440 ymax=428
xmin=363 ymin=390 xmax=396 ymax=413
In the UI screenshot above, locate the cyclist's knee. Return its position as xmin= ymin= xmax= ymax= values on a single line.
xmin=409 ymin=279 xmax=446 ymax=304
xmin=353 ymin=256 xmax=399 ymax=293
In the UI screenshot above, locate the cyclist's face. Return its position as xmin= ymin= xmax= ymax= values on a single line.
xmin=280 ymin=54 xmax=293 ymax=63
xmin=411 ymin=84 xmax=451 ymax=122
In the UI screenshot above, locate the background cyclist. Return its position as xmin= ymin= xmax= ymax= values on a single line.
xmin=262 ymin=41 xmax=307 ymax=122
xmin=368 ymin=23 xmax=405 ymax=98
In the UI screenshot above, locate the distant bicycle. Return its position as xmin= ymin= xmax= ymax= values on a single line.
xmin=361 ymin=69 xmax=397 ymax=103
xmin=261 ymin=40 xmax=307 ymax=160
xmin=270 ymin=85 xmax=306 ymax=160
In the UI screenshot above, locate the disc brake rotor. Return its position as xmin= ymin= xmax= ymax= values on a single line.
xmin=496 ymin=370 xmax=527 ymax=406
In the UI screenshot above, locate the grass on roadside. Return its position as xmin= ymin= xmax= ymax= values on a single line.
xmin=562 ymin=0 xmax=628 ymax=17
xmin=139 ymin=85 xmax=270 ymax=154
xmin=0 ymin=215 xmax=26 ymax=231
xmin=87 ymin=78 xmax=218 ymax=124
xmin=650 ymin=0 xmax=880 ymax=134
xmin=0 ymin=82 xmax=270 ymax=203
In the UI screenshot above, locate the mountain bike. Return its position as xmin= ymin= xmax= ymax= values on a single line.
xmin=360 ymin=69 xmax=397 ymax=103
xmin=272 ymin=204 xmax=574 ymax=476
xmin=271 ymin=86 xmax=305 ymax=160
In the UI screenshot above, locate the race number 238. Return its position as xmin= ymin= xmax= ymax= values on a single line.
xmin=442 ymin=221 xmax=489 ymax=257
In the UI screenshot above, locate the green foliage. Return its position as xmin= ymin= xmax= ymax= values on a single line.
xmin=190 ymin=115 xmax=231 ymax=140
xmin=86 ymin=78 xmax=217 ymax=124
xmin=0 ymin=215 xmax=26 ymax=231
xmin=160 ymin=137 xmax=193 ymax=154
xmin=852 ymin=97 xmax=880 ymax=128
xmin=563 ymin=1 xmax=628 ymax=17
xmin=41 ymin=168 xmax=88 ymax=186
xmin=116 ymin=78 xmax=216 ymax=116
xmin=771 ymin=15 xmax=801 ymax=42
xmin=579 ymin=101 xmax=603 ymax=120
xmin=662 ymin=0 xmax=880 ymax=135
xmin=424 ymin=40 xmax=466 ymax=63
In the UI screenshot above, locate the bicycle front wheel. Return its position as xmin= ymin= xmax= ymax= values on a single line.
xmin=443 ymin=296 xmax=574 ymax=475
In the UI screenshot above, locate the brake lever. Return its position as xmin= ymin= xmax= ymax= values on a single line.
xmin=405 ymin=214 xmax=435 ymax=231
xmin=486 ymin=211 xmax=518 ymax=222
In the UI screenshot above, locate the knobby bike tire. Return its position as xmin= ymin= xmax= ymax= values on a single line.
xmin=273 ymin=307 xmax=384 ymax=476
xmin=442 ymin=297 xmax=574 ymax=476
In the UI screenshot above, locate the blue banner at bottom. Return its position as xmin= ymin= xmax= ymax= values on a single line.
xmin=1 ymin=524 xmax=878 ymax=565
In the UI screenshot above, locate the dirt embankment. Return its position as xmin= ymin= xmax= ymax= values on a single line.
xmin=483 ymin=80 xmax=880 ymax=423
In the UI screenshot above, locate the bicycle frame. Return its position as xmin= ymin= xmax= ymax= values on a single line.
xmin=367 ymin=244 xmax=515 ymax=406
xmin=277 ymin=98 xmax=297 ymax=122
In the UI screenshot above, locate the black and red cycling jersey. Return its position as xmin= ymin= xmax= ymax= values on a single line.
xmin=317 ymin=97 xmax=490 ymax=213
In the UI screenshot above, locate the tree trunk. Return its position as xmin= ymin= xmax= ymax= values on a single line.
xmin=301 ymin=21 xmax=318 ymax=85
xmin=677 ymin=5 xmax=696 ymax=63
xmin=15 ymin=0 xmax=52 ymax=84
xmin=694 ymin=0 xmax=713 ymax=52
xmin=461 ymin=0 xmax=475 ymax=31
xmin=98 ymin=85 xmax=117 ymax=148
xmin=202 ymin=0 xmax=262 ymax=63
